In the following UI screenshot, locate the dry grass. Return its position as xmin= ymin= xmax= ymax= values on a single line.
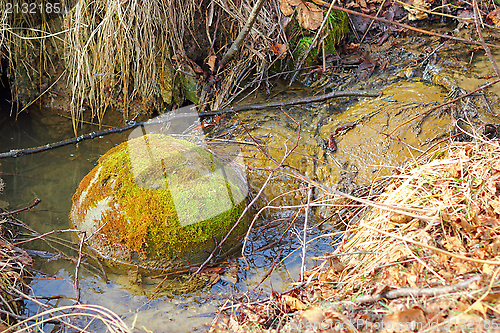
xmin=0 ymin=220 xmax=31 ymax=329
xmin=8 ymin=304 xmax=131 ymax=332
xmin=0 ymin=1 xmax=63 ymax=110
xmin=64 ymin=0 xmax=282 ymax=120
xmin=336 ymin=138 xmax=500 ymax=294
xmin=65 ymin=0 xmax=173 ymax=130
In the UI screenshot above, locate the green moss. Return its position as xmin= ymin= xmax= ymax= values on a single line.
xmin=289 ymin=9 xmax=349 ymax=66
xmin=71 ymin=134 xmax=247 ymax=264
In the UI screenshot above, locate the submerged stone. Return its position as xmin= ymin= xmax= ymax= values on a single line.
xmin=70 ymin=134 xmax=247 ymax=274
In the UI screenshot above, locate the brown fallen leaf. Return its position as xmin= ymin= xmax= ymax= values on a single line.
xmin=383 ymin=307 xmax=426 ymax=332
xmin=483 ymin=288 xmax=500 ymax=302
xmin=281 ymin=294 xmax=307 ymax=310
xmin=490 ymin=200 xmax=500 ymax=215
xmin=449 ymin=313 xmax=484 ymax=330
xmin=279 ymin=0 xmax=300 ymax=16
xmin=0 ymin=322 xmax=11 ymax=333
xmin=273 ymin=43 xmax=288 ymax=59
xmin=402 ymin=0 xmax=430 ymax=21
xmin=327 ymin=257 xmax=345 ymax=273
xmin=297 ymin=2 xmax=323 ymax=30
xmin=448 ymin=161 xmax=462 ymax=178
xmin=206 ymin=55 xmax=216 ymax=72
xmin=300 ymin=306 xmax=325 ymax=323
xmin=390 ymin=213 xmax=412 ymax=224
xmin=279 ymin=0 xmax=324 ymax=30
xmin=487 ymin=8 xmax=500 ymax=27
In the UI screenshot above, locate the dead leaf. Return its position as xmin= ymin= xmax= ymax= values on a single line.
xmin=487 ymin=8 xmax=500 ymax=27
xmin=279 ymin=0 xmax=301 ymax=16
xmin=0 ymin=322 xmax=11 ymax=333
xmin=402 ymin=0 xmax=429 ymax=21
xmin=383 ymin=308 xmax=426 ymax=332
xmin=490 ymin=200 xmax=500 ymax=215
xmin=243 ymin=308 xmax=263 ymax=323
xmin=281 ymin=294 xmax=307 ymax=310
xmin=171 ymin=54 xmax=182 ymax=62
xmin=463 ymin=145 xmax=474 ymax=158
xmin=483 ymin=263 xmax=496 ymax=275
xmin=189 ymin=61 xmax=203 ymax=74
xmin=273 ymin=43 xmax=288 ymax=59
xmin=469 ymin=301 xmax=487 ymax=317
xmin=207 ymin=55 xmax=216 ymax=72
xmin=442 ymin=236 xmax=466 ymax=253
xmin=448 ymin=162 xmax=461 ymax=178
xmin=280 ymin=15 xmax=292 ymax=29
xmin=297 ymin=2 xmax=323 ymax=30
xmin=390 ymin=213 xmax=413 ymax=224
xmin=483 ymin=288 xmax=500 ymax=302
xmin=300 ymin=306 xmax=325 ymax=323
xmin=327 ymin=257 xmax=345 ymax=273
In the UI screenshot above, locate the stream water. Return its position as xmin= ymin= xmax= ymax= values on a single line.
xmin=0 ymin=106 xmax=334 ymax=332
xmin=1 ymin=44 xmax=500 ymax=332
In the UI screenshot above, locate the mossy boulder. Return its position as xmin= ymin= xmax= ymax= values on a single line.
xmin=70 ymin=134 xmax=247 ymax=274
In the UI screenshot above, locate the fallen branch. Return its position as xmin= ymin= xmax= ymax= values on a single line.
xmin=200 ymin=89 xmax=381 ymax=116
xmin=0 ymin=199 xmax=41 ymax=216
xmin=355 ymin=275 xmax=481 ymax=303
xmin=0 ymin=90 xmax=380 ymax=159
xmin=314 ymin=1 xmax=498 ymax=48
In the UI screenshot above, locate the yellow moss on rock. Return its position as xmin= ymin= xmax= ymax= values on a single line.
xmin=70 ymin=134 xmax=247 ymax=271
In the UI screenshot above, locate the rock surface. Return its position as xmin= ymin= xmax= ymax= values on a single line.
xmin=70 ymin=134 xmax=247 ymax=273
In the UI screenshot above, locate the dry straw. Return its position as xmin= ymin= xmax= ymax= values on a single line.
xmin=334 ymin=138 xmax=500 ymax=295
xmin=65 ymin=0 xmax=282 ymax=125
xmin=8 ymin=304 xmax=131 ymax=332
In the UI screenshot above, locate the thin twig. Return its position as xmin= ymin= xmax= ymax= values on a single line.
xmin=13 ymin=229 xmax=80 ymax=246
xmin=360 ymin=0 xmax=387 ymax=43
xmin=300 ymin=187 xmax=313 ymax=282
xmin=0 ymin=90 xmax=380 ymax=159
xmin=472 ymin=0 xmax=500 ymax=78
xmin=218 ymin=0 xmax=266 ymax=69
xmin=0 ymin=199 xmax=41 ymax=216
xmin=354 ymin=275 xmax=481 ymax=303
xmin=74 ymin=231 xmax=86 ymax=303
